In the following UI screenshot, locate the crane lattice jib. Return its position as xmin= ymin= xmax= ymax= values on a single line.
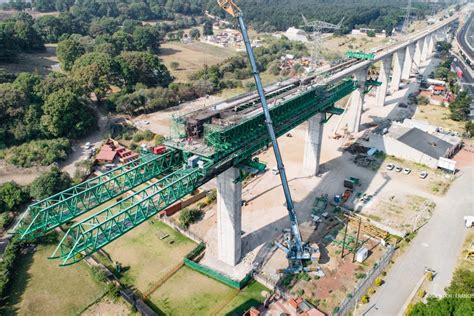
xmin=206 ymin=79 xmax=357 ymax=157
xmin=50 ymin=164 xmax=210 ymax=266
xmin=16 ymin=149 xmax=182 ymax=239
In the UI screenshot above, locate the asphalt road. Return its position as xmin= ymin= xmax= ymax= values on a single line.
xmin=457 ymin=11 xmax=473 ymax=61
xmin=357 ymin=166 xmax=474 ymax=316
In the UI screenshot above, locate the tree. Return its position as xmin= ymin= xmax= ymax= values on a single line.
xmin=72 ymin=52 xmax=119 ymax=101
xmin=189 ymin=28 xmax=201 ymax=40
xmin=367 ymin=30 xmax=376 ymax=37
xmin=34 ymin=15 xmax=64 ymax=43
xmin=178 ymin=208 xmax=203 ymax=229
xmin=40 ymin=89 xmax=96 ymax=138
xmin=449 ymin=90 xmax=472 ymax=121
xmin=115 ymin=51 xmax=172 ymax=89
xmin=0 ymin=182 xmax=28 ymax=212
xmin=132 ymin=26 xmax=161 ymax=53
xmin=57 ymin=38 xmax=85 ymax=71
xmin=30 ymin=167 xmax=72 ymax=200
xmin=203 ymin=20 xmax=213 ymax=36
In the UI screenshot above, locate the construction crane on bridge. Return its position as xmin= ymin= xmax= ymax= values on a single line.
xmin=217 ymin=0 xmax=315 ymax=273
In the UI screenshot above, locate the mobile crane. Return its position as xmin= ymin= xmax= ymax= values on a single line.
xmin=217 ymin=0 xmax=315 ymax=273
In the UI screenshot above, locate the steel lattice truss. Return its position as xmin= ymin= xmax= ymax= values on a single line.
xmin=15 ymin=150 xmax=182 ymax=239
xmin=205 ymin=79 xmax=357 ymax=158
xmin=50 ymin=164 xmax=209 ymax=265
xmin=15 ymin=79 xmax=362 ymax=265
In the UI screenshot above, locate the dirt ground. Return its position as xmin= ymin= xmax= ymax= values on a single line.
xmin=83 ymin=297 xmax=132 ymax=316
xmin=159 ymin=41 xmax=236 ymax=81
xmin=320 ymin=33 xmax=390 ymax=60
xmin=414 ymin=104 xmax=465 ymax=133
xmin=0 ymin=159 xmax=49 ymax=185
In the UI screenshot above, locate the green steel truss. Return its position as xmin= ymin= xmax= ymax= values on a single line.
xmin=205 ymin=79 xmax=357 ymax=159
xmin=20 ymin=78 xmax=363 ymax=266
xmin=16 ymin=150 xmax=182 ymax=239
xmin=345 ymin=51 xmax=375 ymax=60
xmin=50 ymin=163 xmax=209 ymax=266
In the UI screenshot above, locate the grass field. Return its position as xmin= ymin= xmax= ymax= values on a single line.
xmin=2 ymin=244 xmax=106 ymax=316
xmin=159 ymin=41 xmax=236 ymax=81
xmin=148 ymin=266 xmax=237 ymax=315
xmin=0 ymin=45 xmax=59 ymax=76
xmin=103 ymin=220 xmax=196 ymax=293
xmin=219 ymin=280 xmax=268 ymax=316
xmin=414 ymin=104 xmax=465 ymax=133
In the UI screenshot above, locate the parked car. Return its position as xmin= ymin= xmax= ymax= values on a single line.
xmin=395 ymin=166 xmax=403 ymax=172
xmin=403 ymin=168 xmax=411 ymax=174
xmin=272 ymin=166 xmax=280 ymax=175
xmin=419 ymin=171 xmax=428 ymax=179
xmin=386 ymin=163 xmax=395 ymax=170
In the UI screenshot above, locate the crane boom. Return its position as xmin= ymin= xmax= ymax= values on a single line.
xmin=217 ymin=0 xmax=313 ymax=272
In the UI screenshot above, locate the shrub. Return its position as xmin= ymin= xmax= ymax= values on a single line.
xmin=0 ymin=181 xmax=29 ymax=212
xmin=4 ymin=138 xmax=71 ymax=167
xmin=368 ymin=288 xmax=376 ymax=295
xmin=179 ymin=208 xmax=204 ymax=229
xmin=416 ymin=95 xmax=430 ymax=105
xmin=129 ymin=142 xmax=138 ymax=151
xmin=142 ymin=130 xmax=154 ymax=141
xmin=30 ymin=166 xmax=72 ymax=200
xmin=355 ymin=272 xmax=367 ymax=279
xmin=296 ymin=288 xmax=305 ymax=296
xmin=0 ymin=237 xmax=22 ymax=297
xmin=205 ymin=189 xmax=217 ymax=204
xmin=154 ymin=134 xmax=165 ymax=145
xmin=360 ymin=295 xmax=369 ymax=304
xmin=417 ymin=289 xmax=426 ymax=298
xmin=132 ymin=133 xmax=144 ymax=142
xmin=426 ymin=271 xmax=433 ymax=281
xmin=374 ymin=277 xmax=383 ymax=286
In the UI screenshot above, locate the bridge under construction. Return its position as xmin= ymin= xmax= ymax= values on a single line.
xmin=13 ymin=4 xmax=458 ymax=273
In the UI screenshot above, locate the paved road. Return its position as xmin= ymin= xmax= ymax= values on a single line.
xmin=357 ymin=166 xmax=474 ymax=316
xmin=457 ymin=11 xmax=473 ymax=61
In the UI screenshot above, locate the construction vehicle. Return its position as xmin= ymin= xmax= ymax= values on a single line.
xmin=217 ymin=0 xmax=315 ymax=273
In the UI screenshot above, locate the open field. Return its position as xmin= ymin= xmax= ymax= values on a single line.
xmin=321 ymin=34 xmax=390 ymax=60
xmin=414 ymin=104 xmax=465 ymax=133
xmin=2 ymin=244 xmax=106 ymax=316
xmin=160 ymin=41 xmax=236 ymax=81
xmin=83 ymin=297 xmax=132 ymax=316
xmin=103 ymin=220 xmax=196 ymax=294
xmin=0 ymin=45 xmax=59 ymax=76
xmin=148 ymin=266 xmax=237 ymax=315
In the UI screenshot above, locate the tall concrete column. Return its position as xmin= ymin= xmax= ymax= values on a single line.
xmin=421 ymin=35 xmax=430 ymax=62
xmin=303 ymin=113 xmax=324 ymax=176
xmin=348 ymin=68 xmax=368 ymax=133
xmin=391 ymin=49 xmax=405 ymax=93
xmin=375 ymin=55 xmax=392 ymax=107
xmin=427 ymin=34 xmax=435 ymax=57
xmin=414 ymin=39 xmax=423 ymax=69
xmin=401 ymin=44 xmax=415 ymax=81
xmin=217 ymin=167 xmax=241 ymax=266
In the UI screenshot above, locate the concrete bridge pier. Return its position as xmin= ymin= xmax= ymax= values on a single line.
xmin=427 ymin=34 xmax=435 ymax=57
xmin=421 ymin=35 xmax=430 ymax=63
xmin=414 ymin=39 xmax=423 ymax=69
xmin=303 ymin=113 xmax=325 ymax=176
xmin=401 ymin=43 xmax=416 ymax=81
xmin=217 ymin=167 xmax=242 ymax=266
xmin=375 ymin=55 xmax=393 ymax=106
xmin=348 ymin=68 xmax=368 ymax=133
xmin=390 ymin=49 xmax=405 ymax=93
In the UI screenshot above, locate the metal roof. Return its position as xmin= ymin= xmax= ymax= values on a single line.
xmin=397 ymin=128 xmax=453 ymax=159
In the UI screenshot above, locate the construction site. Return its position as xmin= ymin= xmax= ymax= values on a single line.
xmin=6 ymin=1 xmax=469 ymax=316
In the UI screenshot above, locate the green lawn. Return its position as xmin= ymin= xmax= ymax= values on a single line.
xmin=2 ymin=244 xmax=106 ymax=316
xmin=219 ymin=280 xmax=269 ymax=316
xmin=148 ymin=266 xmax=237 ymax=315
xmin=103 ymin=220 xmax=196 ymax=294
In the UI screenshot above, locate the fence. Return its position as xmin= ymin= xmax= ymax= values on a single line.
xmin=336 ymin=245 xmax=396 ymax=316
xmin=160 ymin=216 xmax=204 ymax=244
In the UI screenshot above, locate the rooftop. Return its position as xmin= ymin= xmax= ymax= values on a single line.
xmin=397 ymin=127 xmax=453 ymax=159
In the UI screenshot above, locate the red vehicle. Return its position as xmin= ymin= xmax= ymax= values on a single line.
xmin=455 ymin=66 xmax=463 ymax=79
xmin=152 ymin=145 xmax=166 ymax=155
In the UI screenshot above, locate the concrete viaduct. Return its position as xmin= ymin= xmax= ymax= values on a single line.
xmin=216 ymin=15 xmax=459 ymax=267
